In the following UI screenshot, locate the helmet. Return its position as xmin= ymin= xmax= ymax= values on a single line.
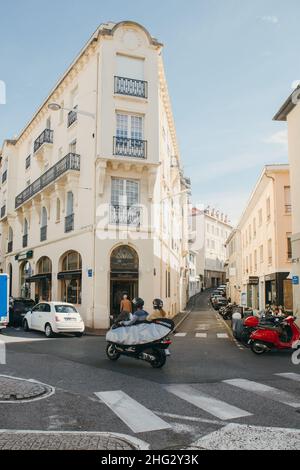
xmin=132 ymin=297 xmax=144 ymax=309
xmin=153 ymin=298 xmax=163 ymax=310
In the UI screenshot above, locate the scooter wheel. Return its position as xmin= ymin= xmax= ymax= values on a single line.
xmin=251 ymin=342 xmax=267 ymax=355
xmin=106 ymin=344 xmax=120 ymax=361
xmin=150 ymin=350 xmax=166 ymax=369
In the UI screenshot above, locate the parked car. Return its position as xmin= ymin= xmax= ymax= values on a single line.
xmin=23 ymin=302 xmax=85 ymax=338
xmin=9 ymin=298 xmax=36 ymax=327
xmin=212 ymin=296 xmax=228 ymax=310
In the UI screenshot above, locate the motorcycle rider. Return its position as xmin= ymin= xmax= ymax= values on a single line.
xmin=120 ymin=297 xmax=149 ymax=326
xmin=147 ymin=299 xmax=167 ymax=322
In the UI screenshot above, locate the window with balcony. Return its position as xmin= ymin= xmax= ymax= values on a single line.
xmin=110 ymin=178 xmax=140 ymax=226
xmin=7 ymin=226 xmax=13 ymax=253
xmin=284 ymin=186 xmax=292 ymax=214
xmin=114 ymin=113 xmax=146 ymax=158
xmin=25 ymin=155 xmax=31 ymax=170
xmin=40 ymin=207 xmax=47 ymax=242
xmin=2 ymin=170 xmax=7 ymax=184
xmin=115 ymin=55 xmax=147 ymax=99
xmin=65 ymin=191 xmax=74 ymax=233
xmin=68 ymin=105 xmax=78 ymax=128
xmin=34 ymin=128 xmax=53 ymax=153
xmin=23 ymin=218 xmax=28 ymax=248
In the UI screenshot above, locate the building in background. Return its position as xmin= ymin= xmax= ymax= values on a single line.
xmin=225 ymin=228 xmax=242 ymax=304
xmin=0 ymin=21 xmax=190 ymax=329
xmin=274 ymin=90 xmax=300 ymax=315
xmin=233 ymin=164 xmax=293 ymax=311
xmin=189 ymin=206 xmax=232 ymax=289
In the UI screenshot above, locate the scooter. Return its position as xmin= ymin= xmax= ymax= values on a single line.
xmin=106 ymin=337 xmax=172 ymax=368
xmin=249 ymin=316 xmax=300 ymax=355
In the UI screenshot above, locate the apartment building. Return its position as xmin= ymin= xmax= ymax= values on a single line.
xmin=189 ymin=206 xmax=232 ymax=289
xmin=274 ymin=89 xmax=300 ymax=315
xmin=234 ymin=165 xmax=293 ymax=311
xmin=225 ymin=228 xmax=242 ymax=304
xmin=0 ymin=21 xmax=190 ymax=330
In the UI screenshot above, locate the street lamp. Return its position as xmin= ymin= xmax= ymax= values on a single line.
xmin=48 ymin=102 xmax=95 ymax=119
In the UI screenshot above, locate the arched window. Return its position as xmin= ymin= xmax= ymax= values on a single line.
xmin=36 ymin=256 xmax=52 ymax=301
xmin=56 ymin=198 xmax=61 ymax=222
xmin=110 ymin=245 xmax=139 ymax=273
xmin=59 ymin=251 xmax=82 ymax=304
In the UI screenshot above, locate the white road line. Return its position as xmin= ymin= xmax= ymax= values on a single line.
xmin=276 ymin=373 xmax=300 ymax=382
xmin=217 ymin=333 xmax=229 ymax=339
xmin=0 ymin=340 xmax=6 ymax=364
xmin=196 ymin=333 xmax=207 ymax=338
xmin=224 ymin=378 xmax=300 ymax=408
xmin=164 ymin=384 xmax=252 ymax=420
xmin=95 ymin=391 xmax=171 ymax=433
xmin=175 ymin=333 xmax=187 ymax=337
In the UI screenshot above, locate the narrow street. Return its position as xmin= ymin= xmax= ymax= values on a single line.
xmin=0 ymin=290 xmax=300 ymax=450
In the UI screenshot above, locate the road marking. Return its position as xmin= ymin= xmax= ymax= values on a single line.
xmin=276 ymin=373 xmax=300 ymax=382
xmin=95 ymin=391 xmax=171 ymax=433
xmin=196 ymin=333 xmax=207 ymax=338
xmin=155 ymin=411 xmax=224 ymax=426
xmin=0 ymin=340 xmax=6 ymax=364
xmin=190 ymin=423 xmax=300 ymax=450
xmin=224 ymin=378 xmax=300 ymax=408
xmin=164 ymin=384 xmax=252 ymax=420
xmin=217 ymin=333 xmax=229 ymax=339
xmin=175 ymin=333 xmax=187 ymax=337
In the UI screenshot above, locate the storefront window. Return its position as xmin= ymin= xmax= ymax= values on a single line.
xmin=37 ymin=257 xmax=52 ymax=301
xmin=60 ymin=251 xmax=82 ymax=305
xmin=20 ymin=262 xmax=32 ymax=299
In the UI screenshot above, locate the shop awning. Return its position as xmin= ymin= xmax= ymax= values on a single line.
xmin=57 ymin=270 xmax=82 ymax=280
xmin=26 ymin=273 xmax=52 ymax=283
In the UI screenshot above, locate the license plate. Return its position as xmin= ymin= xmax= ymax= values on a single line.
xmin=65 ymin=317 xmax=76 ymax=321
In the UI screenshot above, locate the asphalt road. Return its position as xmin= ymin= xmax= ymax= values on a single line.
xmin=0 ymin=291 xmax=300 ymax=450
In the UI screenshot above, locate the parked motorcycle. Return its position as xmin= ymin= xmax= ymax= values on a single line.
xmin=249 ymin=315 xmax=300 ymax=355
xmin=106 ymin=337 xmax=172 ymax=368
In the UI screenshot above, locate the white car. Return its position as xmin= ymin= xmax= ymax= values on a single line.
xmin=23 ymin=302 xmax=85 ymax=338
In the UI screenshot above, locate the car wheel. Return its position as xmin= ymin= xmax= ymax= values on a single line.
xmin=23 ymin=320 xmax=30 ymax=332
xmin=45 ymin=323 xmax=54 ymax=338
xmin=74 ymin=332 xmax=83 ymax=338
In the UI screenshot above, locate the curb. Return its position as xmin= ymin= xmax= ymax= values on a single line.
xmin=173 ymin=309 xmax=192 ymax=333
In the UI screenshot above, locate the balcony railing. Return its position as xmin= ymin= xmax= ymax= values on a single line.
xmin=40 ymin=226 xmax=47 ymax=242
xmin=67 ymin=108 xmax=78 ymax=128
xmin=110 ymin=205 xmax=141 ymax=226
xmin=1 ymin=205 xmax=6 ymax=218
xmin=113 ymin=137 xmax=147 ymax=159
xmin=65 ymin=213 xmax=74 ymax=233
xmin=2 ymin=170 xmax=7 ymax=184
xmin=15 ymin=153 xmax=80 ymax=209
xmin=23 ymin=234 xmax=28 ymax=248
xmin=285 ymin=204 xmax=292 ymax=214
xmin=7 ymin=241 xmax=13 ymax=253
xmin=114 ymin=76 xmax=148 ymax=99
xmin=34 ymin=129 xmax=54 ymax=153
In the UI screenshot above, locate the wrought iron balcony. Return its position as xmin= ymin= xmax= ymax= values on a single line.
xmin=7 ymin=241 xmax=13 ymax=253
xmin=114 ymin=76 xmax=148 ymax=99
xmin=65 ymin=213 xmax=74 ymax=233
xmin=2 ymin=170 xmax=7 ymax=184
xmin=40 ymin=226 xmax=47 ymax=242
xmin=23 ymin=234 xmax=28 ymax=248
xmin=1 ymin=205 xmax=6 ymax=218
xmin=67 ymin=108 xmax=78 ymax=128
xmin=113 ymin=137 xmax=147 ymax=159
xmin=110 ymin=205 xmax=141 ymax=226
xmin=34 ymin=129 xmax=53 ymax=153
xmin=15 ymin=153 xmax=80 ymax=209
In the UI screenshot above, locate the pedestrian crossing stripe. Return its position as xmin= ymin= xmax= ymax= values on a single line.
xmin=175 ymin=333 xmax=187 ymax=337
xmin=217 ymin=333 xmax=229 ymax=339
xmin=275 ymin=373 xmax=300 ymax=382
xmin=196 ymin=333 xmax=207 ymax=338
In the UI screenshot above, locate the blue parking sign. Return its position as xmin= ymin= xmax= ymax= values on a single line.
xmin=0 ymin=274 xmax=9 ymax=326
xmin=293 ymin=276 xmax=299 ymax=285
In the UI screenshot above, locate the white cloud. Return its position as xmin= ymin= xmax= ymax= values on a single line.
xmin=261 ymin=15 xmax=279 ymax=24
xmin=265 ymin=130 xmax=288 ymax=147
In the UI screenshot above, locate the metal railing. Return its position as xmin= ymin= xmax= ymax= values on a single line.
xmin=65 ymin=213 xmax=74 ymax=233
xmin=7 ymin=241 xmax=13 ymax=253
xmin=113 ymin=137 xmax=147 ymax=159
xmin=1 ymin=205 xmax=6 ymax=218
xmin=34 ymin=129 xmax=54 ymax=153
xmin=67 ymin=108 xmax=77 ymax=128
xmin=2 ymin=170 xmax=7 ymax=184
xmin=15 ymin=153 xmax=80 ymax=208
xmin=40 ymin=226 xmax=47 ymax=242
xmin=23 ymin=234 xmax=28 ymax=248
xmin=114 ymin=76 xmax=148 ymax=99
xmin=110 ymin=205 xmax=141 ymax=226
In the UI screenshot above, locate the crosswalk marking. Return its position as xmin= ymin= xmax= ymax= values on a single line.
xmin=95 ymin=391 xmax=171 ymax=433
xmin=196 ymin=333 xmax=207 ymax=338
xmin=164 ymin=384 xmax=252 ymax=420
xmin=276 ymin=373 xmax=300 ymax=382
xmin=224 ymin=378 xmax=300 ymax=408
xmin=175 ymin=333 xmax=187 ymax=337
xmin=217 ymin=333 xmax=229 ymax=339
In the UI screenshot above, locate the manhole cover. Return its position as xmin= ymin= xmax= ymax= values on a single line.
xmin=0 ymin=376 xmax=53 ymax=402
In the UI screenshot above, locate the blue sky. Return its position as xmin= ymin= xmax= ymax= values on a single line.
xmin=0 ymin=0 xmax=298 ymax=223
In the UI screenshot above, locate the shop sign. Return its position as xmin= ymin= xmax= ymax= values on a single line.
xmin=248 ymin=276 xmax=259 ymax=286
xmin=15 ymin=250 xmax=33 ymax=262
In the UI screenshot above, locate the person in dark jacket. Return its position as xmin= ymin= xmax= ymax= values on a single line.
xmin=121 ymin=298 xmax=149 ymax=326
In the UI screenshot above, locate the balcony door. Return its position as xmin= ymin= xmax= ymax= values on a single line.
xmin=111 ymin=178 xmax=140 ymax=226
xmin=116 ymin=113 xmax=143 ymax=140
xmin=116 ymin=55 xmax=144 ymax=81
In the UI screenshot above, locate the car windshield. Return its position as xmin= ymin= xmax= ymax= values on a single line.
xmin=55 ymin=305 xmax=78 ymax=314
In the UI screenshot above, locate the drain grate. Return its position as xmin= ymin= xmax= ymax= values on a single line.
xmin=0 ymin=376 xmax=53 ymax=402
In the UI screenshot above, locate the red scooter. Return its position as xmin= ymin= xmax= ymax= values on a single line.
xmin=249 ymin=316 xmax=300 ymax=355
